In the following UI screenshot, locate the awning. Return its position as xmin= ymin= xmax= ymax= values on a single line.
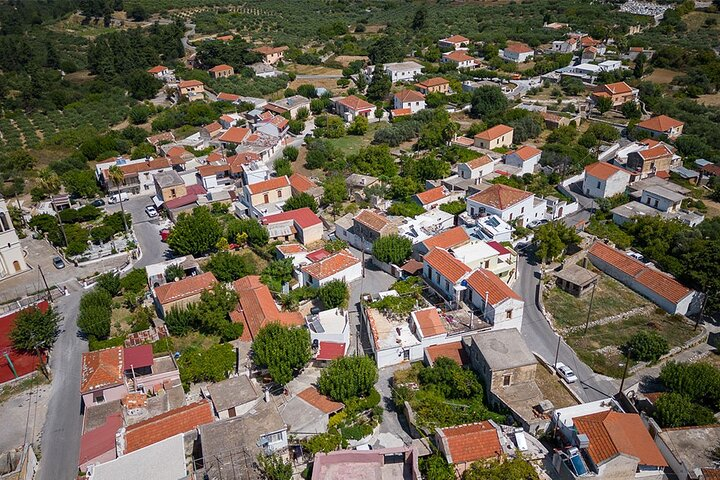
xmin=151 ymin=195 xmax=163 ymax=208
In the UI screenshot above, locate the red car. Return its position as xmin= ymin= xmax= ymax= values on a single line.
xmin=160 ymin=229 xmax=170 ymax=242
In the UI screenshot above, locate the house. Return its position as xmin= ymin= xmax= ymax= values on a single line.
xmin=415 ymin=226 xmax=470 ymax=259
xmin=435 ymin=421 xmax=502 ymax=476
xmin=423 ymin=247 xmax=471 ymax=304
xmin=255 ymin=114 xmax=289 ymax=138
xmin=301 ymin=250 xmax=361 ymax=288
xmin=582 ymin=46 xmax=598 ymax=62
xmin=208 ymin=64 xmax=234 ymax=78
xmin=147 ymin=65 xmax=170 ymax=78
xmin=458 ymin=155 xmax=494 ymax=180
xmin=366 ymin=62 xmax=424 ymax=83
xmin=464 ymin=268 xmax=523 ymax=331
xmin=501 ymin=43 xmax=534 ymax=63
xmin=281 ymin=386 xmax=344 ymax=437
xmin=80 ymin=346 xmax=126 ymax=407
xmin=639 ymin=185 xmax=685 ymax=213
xmin=415 ymin=77 xmax=450 ymax=95
xmin=504 ymin=145 xmax=541 ymax=175
xmin=466 ymin=184 xmax=542 ymax=227
xmin=653 ymin=423 xmax=720 ymax=480
xmin=206 ymin=376 xmax=261 ymax=419
xmin=306 ymin=308 xmax=350 ymax=361
xmin=261 ymin=207 xmax=324 ymax=245
xmin=250 ymin=62 xmax=280 ymax=78
xmin=95 ymin=157 xmax=172 ymax=195
xmin=162 ymin=184 xmax=208 ymax=221
xmin=611 ymin=200 xmax=704 ymax=227
xmin=152 ymin=272 xmax=218 ymax=318
xmin=412 ymin=185 xmax=453 ymax=210
xmin=410 ymin=307 xmax=448 ymax=343
xmin=0 ymin=195 xmax=28 ymax=278
xmin=241 ymin=176 xmax=292 ymax=218
xmin=230 ymin=276 xmax=304 ymax=342
xmin=177 ymin=80 xmax=205 ymax=101
xmin=393 ymin=90 xmax=426 ymax=114
xmin=252 ymin=45 xmax=288 ymax=65
xmin=473 ymin=125 xmax=514 ymax=150
xmin=583 ymin=162 xmax=631 ymax=198
xmin=425 ymin=341 xmax=470 ymax=367
xmin=334 ymin=209 xmax=398 ymax=252
xmin=334 ymin=95 xmax=376 ymax=121
xmin=217 ymin=92 xmax=241 ymax=103
xmin=592 ymin=81 xmax=638 ymax=107
xmin=289 ymin=173 xmax=324 ymax=202
xmin=197 ymin=163 xmax=232 ymax=190
xmin=79 ymin=413 xmax=123 ymax=471
xmin=398 ymin=209 xmax=456 ymax=249
xmin=265 ymin=95 xmax=310 ymax=119
xmin=555 ymin=264 xmax=599 ymax=297
xmin=438 ymin=35 xmax=470 ymax=50
xmin=636 ymin=115 xmax=684 ymax=140
xmin=552 ymin=38 xmax=578 ymax=53
xmin=345 ymin=173 xmax=380 ymax=200
xmin=587 ymin=241 xmax=700 ymax=315
xmin=465 ymin=329 xmax=547 ymax=433
xmin=311 ymin=446 xmax=421 ymax=480
xmin=441 ymin=50 xmax=477 ymax=69
xmin=462 ymin=214 xmax=513 ymax=243
xmin=86 ymin=434 xmax=188 ymax=480
xmin=218 ymin=126 xmax=251 ymax=149
xmin=450 ymin=239 xmax=516 ymax=281
xmin=626 ymin=143 xmax=676 ymax=178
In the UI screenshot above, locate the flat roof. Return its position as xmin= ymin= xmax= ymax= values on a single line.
xmin=469 ymin=329 xmax=535 ymax=371
xmin=365 ymin=306 xmax=420 ymax=352
xmin=89 ymin=434 xmax=186 ymax=480
xmin=555 ymin=264 xmax=599 ymax=287
xmin=658 ymin=425 xmax=720 ymax=474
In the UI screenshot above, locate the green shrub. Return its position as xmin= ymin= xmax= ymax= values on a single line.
xmin=89 ymin=335 xmax=126 ymax=351
xmin=625 ymin=331 xmax=669 ymax=362
xmin=318 ymin=357 xmax=379 ymax=402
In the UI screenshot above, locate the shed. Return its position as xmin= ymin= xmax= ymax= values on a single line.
xmin=555 ymin=264 xmax=599 ymax=296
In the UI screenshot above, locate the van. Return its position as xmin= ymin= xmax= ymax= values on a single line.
xmin=108 ymin=192 xmax=129 ymax=204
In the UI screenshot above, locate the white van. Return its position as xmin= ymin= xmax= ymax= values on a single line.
xmin=108 ymin=192 xmax=129 ymax=204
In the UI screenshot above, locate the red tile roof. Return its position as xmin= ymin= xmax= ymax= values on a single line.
xmin=81 ymin=347 xmax=124 ymax=394
xmin=246 ymin=176 xmax=290 ymax=195
xmin=598 ymin=81 xmax=633 ymax=96
xmin=415 ymin=186 xmax=447 ymax=205
xmin=442 ymin=35 xmax=470 ymax=44
xmin=588 ymin=242 xmax=647 ymax=277
xmin=416 ymin=77 xmax=449 ymax=89
xmin=79 ymin=413 xmax=122 ymax=465
xmin=465 ymin=269 xmax=520 ymax=305
xmin=474 ymin=124 xmax=513 ymax=141
xmin=394 ymin=89 xmax=425 ymax=103
xmin=306 ymin=248 xmax=331 ymax=263
xmin=355 ymin=210 xmax=391 ymax=233
xmin=437 ymin=421 xmax=502 ymax=464
xmin=147 ymin=65 xmax=167 ymax=74
xmin=209 ymin=64 xmax=233 ymax=73
xmin=425 ymin=341 xmax=469 ymax=366
xmin=262 ymin=207 xmax=322 ymax=229
xmin=465 ymin=155 xmax=493 ymax=170
xmin=453 ymin=136 xmax=475 ymax=147
xmin=413 ymin=308 xmax=446 ymax=337
xmin=123 ymin=345 xmax=154 ymax=370
xmin=424 ymin=248 xmax=471 ymax=283
xmin=231 ymin=276 xmax=303 ymax=341
xmin=297 ymin=386 xmax=344 ymax=413
xmin=638 ymin=144 xmax=672 ymax=160
xmin=702 ymin=469 xmax=720 ymax=480
xmin=153 ymin=272 xmax=217 ymax=306
xmin=337 ymin=95 xmax=375 ymax=111
xmin=574 ymin=411 xmax=667 ymax=468
xmin=507 ymin=145 xmax=541 ymax=162
xmin=179 ymin=80 xmax=204 ymax=88
xmin=123 ymin=401 xmax=214 ymax=454
xmin=505 ymin=43 xmax=533 ymax=54
xmin=443 ymin=50 xmax=476 ymax=63
xmin=316 ymin=342 xmax=347 ymax=361
xmin=422 ymin=227 xmax=470 ymax=251
xmin=253 ymin=45 xmax=288 ymax=55
xmin=217 ymin=92 xmax=241 ymax=102
xmin=289 ymin=173 xmax=318 ymax=193
xmin=468 ymin=184 xmax=532 ymax=210
xmin=277 ymin=243 xmax=307 ymax=255
xmin=637 ymin=115 xmax=683 ymax=132
xmin=391 ymin=108 xmax=412 ymax=117
xmin=584 ymin=162 xmax=629 ymax=181
xmin=302 ymin=250 xmax=360 ymax=281
xmin=118 ymin=158 xmax=171 ymax=176
xmin=219 ymin=126 xmax=250 ymax=144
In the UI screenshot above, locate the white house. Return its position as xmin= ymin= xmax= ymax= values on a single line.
xmin=412 ymin=185 xmax=458 ymax=211
xmin=464 ymin=269 xmax=523 ymax=331
xmin=438 ymin=35 xmax=470 ymax=50
xmin=583 ymin=162 xmax=631 ymax=199
xmin=458 ymin=155 xmax=495 ymax=180
xmin=423 ymin=248 xmax=471 ymax=305
xmin=501 ymin=43 xmax=534 ymax=63
xmin=450 ymin=240 xmax=516 ymax=283
xmin=366 ymin=62 xmax=424 ymax=83
xmin=393 ymin=90 xmax=426 ymax=114
xmin=551 ymin=38 xmax=578 ymax=53
xmin=334 ymin=95 xmax=377 ymax=121
xmin=639 ymin=185 xmax=685 ymax=213
xmin=636 ymin=115 xmax=684 ymax=140
xmin=503 ymin=145 xmax=542 ymax=175
xmin=441 ymin=50 xmax=477 ymax=69
xmin=301 ymin=250 xmax=362 ymax=288
xmin=466 ymin=184 xmax=543 ymax=227
xmin=306 ymin=308 xmax=350 ymax=361
xmin=0 ymin=195 xmax=28 ymax=278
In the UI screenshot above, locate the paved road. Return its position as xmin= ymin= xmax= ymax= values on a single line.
xmin=295 ymin=74 xmax=343 ymax=79
xmin=515 ymin=253 xmax=619 ymax=402
xmin=37 ymin=282 xmax=85 ymax=480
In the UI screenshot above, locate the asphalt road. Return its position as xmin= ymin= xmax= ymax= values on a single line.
xmin=515 ymin=253 xmax=618 ymax=402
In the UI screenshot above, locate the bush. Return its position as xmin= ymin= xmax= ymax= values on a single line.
xmin=659 ymin=362 xmax=720 ymax=409
xmin=318 ymin=356 xmax=379 ymax=402
xmin=418 ymin=357 xmax=483 ymax=400
xmin=89 ymin=335 xmax=126 ymax=351
xmin=120 ymin=268 xmax=147 ymax=293
xmin=372 ymin=234 xmax=412 ymax=265
xmin=206 ymin=251 xmax=257 ymax=282
xmin=654 ymin=392 xmax=716 ymax=428
xmin=625 ymin=331 xmax=669 ymax=362
xmin=387 ymin=201 xmax=425 ymax=218
xmin=317 ymin=279 xmax=349 ymax=309
xmin=177 ymin=343 xmax=236 ymax=391
xmin=253 ymin=324 xmax=311 ymax=385
xmin=77 ymin=288 xmax=113 ymax=340
xmin=96 ymin=272 xmax=121 ymax=297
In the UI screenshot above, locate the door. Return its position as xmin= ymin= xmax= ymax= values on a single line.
xmin=228 ymin=406 xmax=236 ymax=418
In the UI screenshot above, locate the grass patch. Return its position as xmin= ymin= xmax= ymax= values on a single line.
xmin=324 ymin=123 xmax=381 ymax=156
xmin=110 ymin=305 xmax=133 ymax=336
xmin=168 ymin=331 xmax=221 ymax=354
xmin=0 ymin=375 xmax=48 ymax=404
xmin=567 ymin=312 xmax=697 ymax=378
xmin=535 ymin=364 xmax=578 ymax=408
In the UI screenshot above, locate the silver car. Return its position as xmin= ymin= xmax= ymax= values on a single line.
xmin=555 ymin=362 xmax=578 ymax=383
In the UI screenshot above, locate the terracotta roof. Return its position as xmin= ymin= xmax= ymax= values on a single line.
xmin=277 ymin=243 xmax=307 ymax=255
xmin=400 ymin=259 xmax=424 ymax=275
xmin=394 ymin=89 xmax=425 ymax=103
xmin=124 ymin=401 xmax=214 ymax=454
xmin=179 ymin=80 xmax=204 ymax=88
xmin=197 ymin=163 xmax=230 ymax=177
xmin=574 ymin=411 xmax=667 ymax=468
xmin=487 ymin=241 xmax=511 ymax=256
xmin=703 ymin=164 xmax=720 ymax=176
xmin=219 ymin=127 xmax=250 ymax=144
xmin=638 ymin=144 xmax=672 ymax=160
xmin=416 ymin=77 xmax=449 ymax=89
xmin=209 ymin=64 xmax=233 ymax=73
xmin=354 ymin=210 xmax=391 ymax=233
xmin=316 ymin=341 xmax=346 ymax=361
xmin=702 ymin=469 xmax=720 ymax=480
xmin=465 ymin=155 xmax=493 ymax=170
xmin=437 ymin=422 xmax=502 ymax=464
xmin=79 ymin=413 xmax=123 ymax=465
xmin=599 ymin=81 xmax=633 ymax=95
xmin=468 ymin=184 xmax=531 ymax=210
xmin=507 ymin=145 xmax=542 ymax=162
xmin=425 ymin=341 xmax=469 ymax=366
xmin=307 ymin=248 xmax=331 ymax=263
xmin=153 ymin=272 xmax=217 ymax=306
xmin=118 ymin=158 xmax=171 ymax=176
xmin=147 ymin=65 xmax=167 ymax=74
xmin=228 ymin=152 xmax=260 ymax=174
xmin=147 ymin=132 xmax=174 ymax=146
xmin=453 ymin=136 xmax=475 ymax=146
xmin=80 ymin=347 xmax=124 ymax=394
xmin=505 ymin=43 xmax=533 ymax=54
xmin=231 ymin=275 xmax=303 ymax=341
xmin=474 ymin=124 xmax=513 ymax=141
xmin=302 ymin=250 xmax=360 ymax=281
xmin=465 ymin=269 xmax=520 ymax=305
xmin=217 ymin=92 xmax=241 ymax=102
xmin=269 ymin=115 xmax=289 ymax=129
xmin=246 ymin=176 xmax=290 ymax=195
xmin=216 ymin=35 xmax=233 ymax=41
xmin=123 ymin=344 xmax=153 ymax=370
xmin=262 ymin=207 xmax=322 ymax=229
xmin=297 ymin=386 xmax=344 ymax=414
xmin=289 ymin=173 xmax=318 ymax=193
xmin=584 ymin=162 xmax=628 ymax=181
xmin=588 ymin=242 xmax=691 ymax=303
xmin=391 ymin=108 xmax=412 ymax=117
xmin=584 ymin=46 xmax=598 ymax=54
xmin=253 ymin=45 xmax=288 ymax=55
xmin=423 ymin=248 xmax=471 ymax=283
xmin=413 ymin=308 xmax=447 ymax=337
xmin=415 ymin=186 xmax=447 ymax=205
xmin=422 ymin=226 xmax=470 ymax=251
xmin=442 ymin=35 xmax=470 ymax=44
xmin=337 ymin=95 xmax=375 ymax=111
xmin=443 ymin=50 xmax=475 ymax=63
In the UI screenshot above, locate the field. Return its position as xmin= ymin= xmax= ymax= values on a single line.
xmin=645 ymin=68 xmax=682 ymax=85
xmin=325 ymin=123 xmax=382 ymax=156
xmin=534 ymin=363 xmax=579 ymax=408
xmin=697 ymin=93 xmax=720 ymax=107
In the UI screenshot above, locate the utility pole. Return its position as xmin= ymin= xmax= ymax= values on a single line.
xmin=583 ymin=280 xmax=597 ymax=335
xmin=38 ymin=265 xmax=52 ymax=303
xmin=618 ymin=348 xmax=632 ymax=395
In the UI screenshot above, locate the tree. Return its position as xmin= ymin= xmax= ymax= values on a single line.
xmin=418 ymin=357 xmax=483 ymax=399
xmin=440 ymin=200 xmax=466 ymax=216
xmin=206 ymin=251 xmax=257 ymax=282
xmin=274 ymin=158 xmax=292 ymax=177
xmin=348 ymin=115 xmax=369 ymax=135
xmin=318 ymin=356 xmax=379 ymax=402
xmin=164 ymin=263 xmax=186 ymax=282
xmin=126 ymin=70 xmax=162 ymax=100
xmin=420 ymin=454 xmax=455 ymax=480
xmin=62 ymin=170 xmax=99 ymax=198
xmin=659 ymin=362 xmax=720 ymax=409
xmin=177 ymin=343 xmax=235 ymax=390
xmin=317 ymin=279 xmax=349 ymax=309
xmin=411 ymin=7 xmax=427 ymax=31
xmin=462 ymin=456 xmax=539 ymax=480
xmin=196 ymin=284 xmax=242 ymax=341
xmin=121 ymin=268 xmax=147 ymax=294
xmin=107 ymin=165 xmax=129 ymax=235
xmin=10 ymin=306 xmax=61 ymax=357
xmin=226 ymin=218 xmax=269 ymax=247
xmin=283 ymin=192 xmax=318 ymax=213
xmin=256 ymin=454 xmax=293 ymax=480
xmin=366 ymin=65 xmax=391 ymax=102
xmin=625 ymin=331 xmax=669 ymax=362
xmin=621 ymin=101 xmax=641 ymax=120
xmin=252 ymin=324 xmax=311 ymax=385
xmin=387 ymin=201 xmax=425 ymax=218
xmin=373 ymin=234 xmax=412 ymax=265
xmin=168 ymin=207 xmax=223 ymax=256
xmin=633 ymin=53 xmax=647 ymax=79
xmin=77 ymin=289 xmax=112 ymax=340
xmin=595 ymin=96 xmax=613 ymax=114
xmin=368 ymin=37 xmax=405 ymax=65
xmin=96 ymin=272 xmax=121 ymax=296
xmin=165 ymin=306 xmax=196 ymax=336
xmin=534 ymin=222 xmax=580 ymax=263
xmin=321 ymin=175 xmax=348 ymax=209
xmin=654 ymin=392 xmax=716 ymax=428
xmin=470 ymin=86 xmax=508 ymax=118
xmin=283 ymin=146 xmax=299 ymax=162
xmin=261 ymin=258 xmax=295 ymax=293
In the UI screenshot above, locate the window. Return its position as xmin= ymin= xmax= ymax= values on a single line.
xmin=503 ymin=374 xmax=512 ymax=386
xmin=484 ymin=260 xmax=490 ymax=269
xmin=94 ymin=391 xmax=105 ymax=404
xmin=520 ymin=207 xmax=524 ymax=214
xmin=597 ymin=181 xmax=601 ymax=189
xmin=277 ymin=189 xmax=283 ymax=198
xmin=506 ymin=309 xmax=513 ymax=319
xmin=0 ymin=212 xmax=7 ymax=231
xmin=264 ymin=193 xmax=270 ymax=203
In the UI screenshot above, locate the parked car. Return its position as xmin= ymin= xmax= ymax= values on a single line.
xmin=555 ymin=362 xmax=577 ymax=383
xmin=52 ymin=256 xmax=65 ymax=269
xmin=145 ymin=205 xmax=158 ymax=217
xmin=108 ymin=192 xmax=129 ymax=204
xmin=91 ymin=199 xmax=105 ymax=207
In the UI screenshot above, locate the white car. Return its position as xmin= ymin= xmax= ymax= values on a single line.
xmin=555 ymin=363 xmax=578 ymax=383
xmin=145 ymin=205 xmax=158 ymax=217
